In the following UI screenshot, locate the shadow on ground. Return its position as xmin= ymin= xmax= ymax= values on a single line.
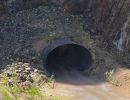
xmin=47 ymin=67 xmax=107 ymax=86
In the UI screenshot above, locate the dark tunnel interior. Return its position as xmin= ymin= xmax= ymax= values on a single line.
xmin=45 ymin=44 xmax=92 ymax=73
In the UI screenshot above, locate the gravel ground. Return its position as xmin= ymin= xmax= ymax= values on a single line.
xmin=0 ymin=5 xmax=85 ymax=68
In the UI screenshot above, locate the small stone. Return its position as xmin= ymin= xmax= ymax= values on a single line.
xmin=14 ymin=66 xmax=18 ymax=68
xmin=30 ymin=73 xmax=35 ymax=77
xmin=19 ymin=74 xmax=28 ymax=82
xmin=8 ymin=79 xmax=13 ymax=87
xmin=26 ymin=76 xmax=34 ymax=83
xmin=23 ymin=70 xmax=30 ymax=74
xmin=18 ymin=70 xmax=22 ymax=73
xmin=15 ymin=69 xmax=22 ymax=73
xmin=25 ymin=67 xmax=31 ymax=71
xmin=15 ymin=70 xmax=19 ymax=73
xmin=18 ymin=62 xmax=23 ymax=65
xmin=20 ymin=81 xmax=32 ymax=90
xmin=23 ymin=63 xmax=30 ymax=66
xmin=18 ymin=67 xmax=24 ymax=71
xmin=17 ymin=65 xmax=22 ymax=68
xmin=22 ymin=65 xmax=30 ymax=68
xmin=6 ymin=72 xmax=12 ymax=77
xmin=34 ymin=69 xmax=38 ymax=73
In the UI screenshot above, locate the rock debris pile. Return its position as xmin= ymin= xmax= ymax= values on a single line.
xmin=0 ymin=61 xmax=47 ymax=90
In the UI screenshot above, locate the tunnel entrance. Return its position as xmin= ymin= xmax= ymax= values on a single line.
xmin=42 ymin=40 xmax=92 ymax=73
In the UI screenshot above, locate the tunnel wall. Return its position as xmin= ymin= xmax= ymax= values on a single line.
xmin=41 ymin=39 xmax=92 ymax=71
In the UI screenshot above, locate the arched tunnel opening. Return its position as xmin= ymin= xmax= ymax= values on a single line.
xmin=42 ymin=40 xmax=92 ymax=74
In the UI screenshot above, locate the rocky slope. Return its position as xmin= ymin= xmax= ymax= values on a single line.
xmin=0 ymin=0 xmax=130 ymax=69
xmin=0 ymin=0 xmax=130 ymax=53
xmin=83 ymin=0 xmax=130 ymax=53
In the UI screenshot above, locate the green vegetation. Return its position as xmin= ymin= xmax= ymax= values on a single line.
xmin=2 ymin=91 xmax=10 ymax=100
xmin=105 ymin=69 xmax=119 ymax=86
xmin=25 ymin=85 xmax=42 ymax=97
xmin=0 ymin=64 xmax=69 ymax=100
xmin=0 ymin=86 xmax=11 ymax=100
xmin=0 ymin=82 xmax=43 ymax=100
xmin=10 ymin=84 xmax=21 ymax=94
xmin=0 ymin=71 xmax=67 ymax=100
xmin=0 ymin=72 xmax=43 ymax=100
